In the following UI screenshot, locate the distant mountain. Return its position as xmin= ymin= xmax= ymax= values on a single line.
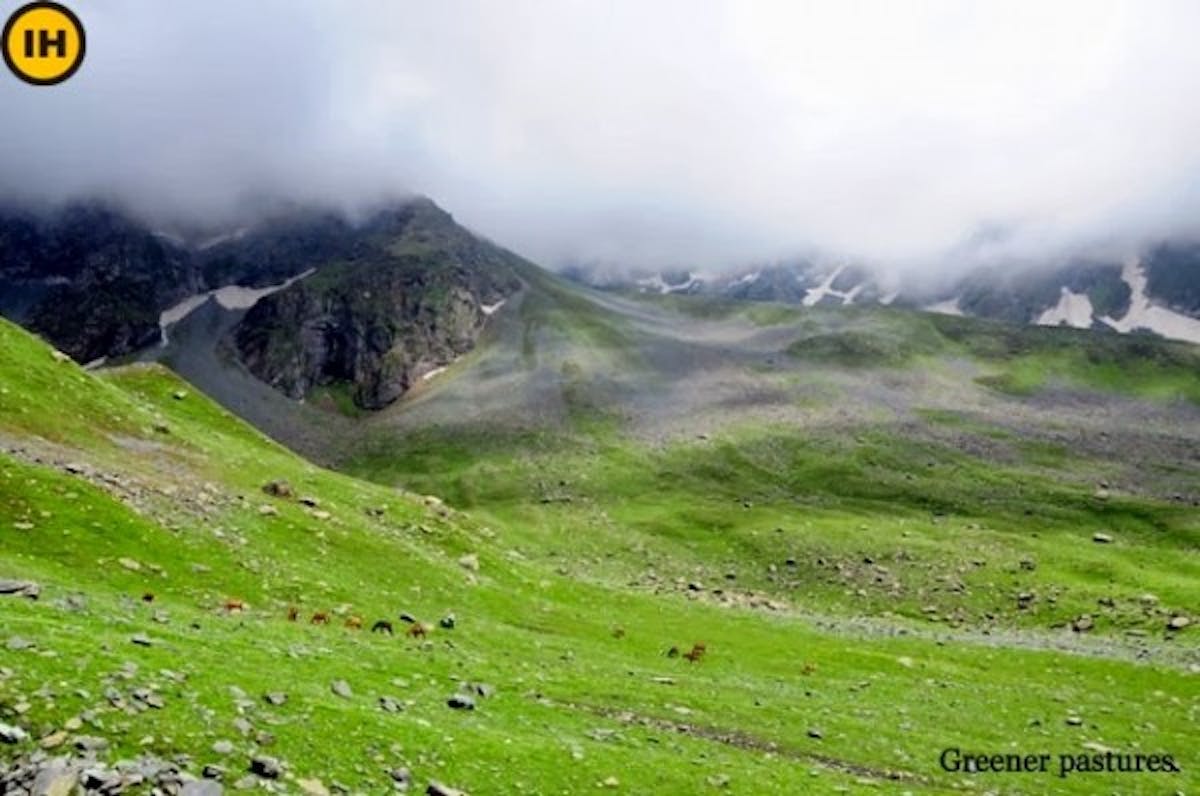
xmin=6 ymin=195 xmax=1199 ymax=416
xmin=566 ymin=245 xmax=1200 ymax=344
xmin=0 ymin=197 xmax=525 ymax=409
xmin=232 ymin=199 xmax=523 ymax=410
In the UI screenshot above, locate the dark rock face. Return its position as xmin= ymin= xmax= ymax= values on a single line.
xmin=954 ymin=260 xmax=1132 ymax=325
xmin=0 ymin=202 xmax=197 ymax=362
xmin=1144 ymin=243 xmax=1200 ymax=314
xmin=233 ymin=200 xmax=522 ymax=410
xmin=0 ymin=201 xmax=356 ymax=363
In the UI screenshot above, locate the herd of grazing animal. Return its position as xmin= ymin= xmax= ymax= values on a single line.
xmin=214 ymin=596 xmax=716 ymax=663
xmin=274 ymin=602 xmax=433 ymax=639
xmin=206 ymin=597 xmax=438 ymax=641
xmin=666 ymin=641 xmax=708 ymax=663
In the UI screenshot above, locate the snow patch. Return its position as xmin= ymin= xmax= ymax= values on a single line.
xmin=422 ymin=366 xmax=448 ymax=381
xmin=636 ymin=272 xmax=702 ymax=294
xmin=481 ymin=299 xmax=507 ymax=316
xmin=159 ymin=268 xmax=316 ymax=345
xmin=1036 ymin=288 xmax=1094 ymax=329
xmin=802 ymin=266 xmax=861 ymax=307
xmin=879 ymin=290 xmax=900 ymax=306
xmin=152 ymin=230 xmax=186 ymax=247
xmin=196 ymin=227 xmax=249 ymax=251
xmin=924 ymin=296 xmax=964 ymax=317
xmin=1100 ymin=260 xmax=1200 ymax=344
xmin=159 ymin=294 xmax=212 ymax=330
xmin=732 ymin=270 xmax=761 ymax=286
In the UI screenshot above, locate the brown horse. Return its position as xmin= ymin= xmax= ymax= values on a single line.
xmin=345 ymin=615 xmax=363 ymax=630
xmin=223 ymin=599 xmax=246 ymax=614
xmin=683 ymin=642 xmax=707 ymax=663
xmin=286 ymin=605 xmax=299 ymax=622
xmin=406 ymin=621 xmax=428 ymax=639
xmin=310 ymin=611 xmax=330 ymax=625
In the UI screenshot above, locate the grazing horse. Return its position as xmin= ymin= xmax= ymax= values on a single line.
xmin=683 ymin=642 xmax=707 ymax=663
xmin=345 ymin=615 xmax=363 ymax=630
xmin=406 ymin=621 xmax=428 ymax=639
xmin=310 ymin=611 xmax=330 ymax=625
xmin=286 ymin=605 xmax=299 ymax=622
xmin=372 ymin=620 xmax=394 ymax=635
xmin=666 ymin=646 xmax=680 ymax=658
xmin=223 ymin=599 xmax=246 ymax=614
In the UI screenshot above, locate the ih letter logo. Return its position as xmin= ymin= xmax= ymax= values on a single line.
xmin=3 ymin=2 xmax=85 ymax=86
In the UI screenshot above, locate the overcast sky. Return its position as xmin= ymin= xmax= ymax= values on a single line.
xmin=2 ymin=0 xmax=1200 ymax=273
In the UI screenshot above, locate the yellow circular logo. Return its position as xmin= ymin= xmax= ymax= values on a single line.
xmin=3 ymin=2 xmax=85 ymax=86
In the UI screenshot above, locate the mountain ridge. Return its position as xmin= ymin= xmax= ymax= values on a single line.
xmin=0 ymin=197 xmax=529 ymax=409
xmin=566 ymin=246 xmax=1200 ymax=344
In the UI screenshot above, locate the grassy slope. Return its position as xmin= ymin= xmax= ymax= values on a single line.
xmin=339 ymin=292 xmax=1200 ymax=793
xmin=1 ymin=312 xmax=1197 ymax=795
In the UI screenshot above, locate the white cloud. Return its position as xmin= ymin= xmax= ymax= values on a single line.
xmin=2 ymin=0 xmax=1199 ymax=272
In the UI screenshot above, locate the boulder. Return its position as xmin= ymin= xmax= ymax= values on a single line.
xmin=0 ymin=580 xmax=40 ymax=599
xmin=249 ymin=757 xmax=282 ymax=779
xmin=262 ymin=480 xmax=294 ymax=498
xmin=31 ymin=763 xmax=79 ymax=796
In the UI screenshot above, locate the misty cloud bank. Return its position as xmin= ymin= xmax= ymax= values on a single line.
xmin=2 ymin=0 xmax=1200 ymax=274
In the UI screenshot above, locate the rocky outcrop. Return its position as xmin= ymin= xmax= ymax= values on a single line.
xmin=0 ymin=202 xmax=198 ymax=362
xmin=232 ymin=200 xmax=523 ymax=410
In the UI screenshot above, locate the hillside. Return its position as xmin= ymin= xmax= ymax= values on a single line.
xmin=2 ymin=267 xmax=1197 ymax=793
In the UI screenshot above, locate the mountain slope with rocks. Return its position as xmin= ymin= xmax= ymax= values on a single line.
xmin=231 ymin=199 xmax=523 ymax=410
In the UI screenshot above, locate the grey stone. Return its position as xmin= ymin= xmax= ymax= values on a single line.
xmin=426 ymin=782 xmax=466 ymax=796
xmin=74 ymin=735 xmax=109 ymax=752
xmin=0 ymin=579 xmax=40 ymax=599
xmin=249 ymin=756 xmax=282 ymax=779
xmin=331 ymin=680 xmax=352 ymax=699
xmin=1 ymin=722 xmax=29 ymax=744
xmin=446 ymin=694 xmax=475 ymax=711
xmin=31 ymin=763 xmax=79 ymax=796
